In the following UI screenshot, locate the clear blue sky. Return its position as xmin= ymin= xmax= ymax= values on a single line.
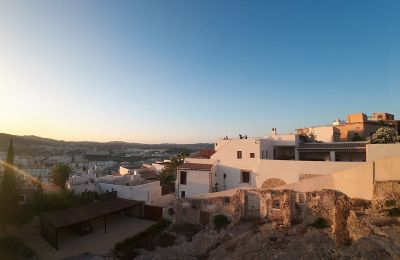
xmin=1 ymin=0 xmax=399 ymax=143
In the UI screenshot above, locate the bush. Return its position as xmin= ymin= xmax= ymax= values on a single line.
xmin=385 ymin=199 xmax=396 ymax=208
xmin=168 ymin=208 xmax=175 ymax=216
xmin=213 ymin=214 xmax=230 ymax=230
xmin=388 ymin=208 xmax=400 ymax=217
xmin=114 ymin=219 xmax=171 ymax=254
xmin=309 ymin=217 xmax=328 ymax=229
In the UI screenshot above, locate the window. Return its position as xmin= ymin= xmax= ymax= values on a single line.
xmin=273 ymin=200 xmax=280 ymax=209
xmin=241 ymin=171 xmax=250 ymax=183
xmin=261 ymin=151 xmax=264 ymax=159
xmin=180 ymin=171 xmax=187 ymax=185
xmin=181 ymin=191 xmax=186 ymax=198
xmin=250 ymin=153 xmax=255 ymax=158
xmin=237 ymin=151 xmax=242 ymax=159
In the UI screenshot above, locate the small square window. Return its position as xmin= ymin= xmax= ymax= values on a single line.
xmin=181 ymin=191 xmax=186 ymax=198
xmin=237 ymin=151 xmax=242 ymax=159
xmin=273 ymin=200 xmax=280 ymax=209
xmin=250 ymin=153 xmax=255 ymax=158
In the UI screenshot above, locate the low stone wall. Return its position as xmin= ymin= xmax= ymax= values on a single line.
xmin=173 ymin=190 xmax=245 ymax=227
xmin=174 ymin=188 xmax=356 ymax=244
xmin=372 ymin=180 xmax=400 ymax=211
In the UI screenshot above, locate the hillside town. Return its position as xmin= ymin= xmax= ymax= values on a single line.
xmin=1 ymin=112 xmax=400 ymax=259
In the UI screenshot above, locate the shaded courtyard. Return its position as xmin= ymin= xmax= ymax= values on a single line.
xmin=21 ymin=214 xmax=155 ymax=260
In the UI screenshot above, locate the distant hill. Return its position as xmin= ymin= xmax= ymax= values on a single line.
xmin=0 ymin=133 xmax=213 ymax=151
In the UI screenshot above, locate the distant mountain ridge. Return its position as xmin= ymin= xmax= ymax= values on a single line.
xmin=0 ymin=133 xmax=213 ymax=151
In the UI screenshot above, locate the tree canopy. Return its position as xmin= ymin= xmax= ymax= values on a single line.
xmin=0 ymin=139 xmax=19 ymax=228
xmin=51 ymin=164 xmax=71 ymax=190
xmin=368 ymin=127 xmax=400 ymax=144
xmin=298 ymin=131 xmax=319 ymax=143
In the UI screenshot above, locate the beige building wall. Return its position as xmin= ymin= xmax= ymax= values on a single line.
xmin=366 ymin=143 xmax=400 ymax=162
xmin=275 ymin=156 xmax=400 ymax=200
xmin=275 ymin=163 xmax=374 ymax=200
xmin=374 ymin=156 xmax=400 ymax=181
xmin=254 ymin=160 xmax=363 ymax=187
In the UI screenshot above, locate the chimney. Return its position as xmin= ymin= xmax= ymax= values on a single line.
xmin=272 ymin=128 xmax=277 ymax=135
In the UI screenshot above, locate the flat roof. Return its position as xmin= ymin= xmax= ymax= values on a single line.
xmin=177 ymin=162 xmax=214 ymax=171
xmin=41 ymin=198 xmax=142 ymax=229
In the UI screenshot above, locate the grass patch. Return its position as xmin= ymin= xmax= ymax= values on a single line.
xmin=309 ymin=217 xmax=328 ymax=229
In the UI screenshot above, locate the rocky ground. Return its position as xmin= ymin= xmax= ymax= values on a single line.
xmin=136 ymin=210 xmax=400 ymax=260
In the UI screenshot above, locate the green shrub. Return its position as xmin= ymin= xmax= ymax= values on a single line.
xmin=114 ymin=219 xmax=171 ymax=254
xmin=309 ymin=217 xmax=328 ymax=229
xmin=213 ymin=214 xmax=230 ymax=230
xmin=168 ymin=208 xmax=175 ymax=216
xmin=385 ymin=199 xmax=396 ymax=208
xmin=388 ymin=208 xmax=400 ymax=217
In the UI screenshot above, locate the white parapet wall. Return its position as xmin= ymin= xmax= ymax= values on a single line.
xmin=210 ymin=159 xmax=363 ymax=190
xmin=273 ymin=156 xmax=400 ymax=200
xmin=99 ymin=181 xmax=161 ymax=203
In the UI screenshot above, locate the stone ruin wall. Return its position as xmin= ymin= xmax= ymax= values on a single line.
xmin=173 ymin=178 xmax=400 ymax=245
xmin=372 ymin=180 xmax=400 ymax=211
xmin=173 ymin=190 xmax=245 ymax=227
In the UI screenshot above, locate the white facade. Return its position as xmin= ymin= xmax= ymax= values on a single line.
xmin=179 ymin=132 xmax=362 ymax=196
xmin=68 ymin=168 xmax=161 ymax=203
xmin=212 ymin=133 xmax=296 ymax=161
xmin=176 ymin=164 xmax=216 ymax=199
xmin=99 ymin=181 xmax=161 ymax=202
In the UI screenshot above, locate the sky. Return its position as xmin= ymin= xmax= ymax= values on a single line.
xmin=0 ymin=0 xmax=399 ymax=144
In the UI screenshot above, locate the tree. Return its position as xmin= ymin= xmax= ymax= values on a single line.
xmin=298 ymin=131 xmax=319 ymax=143
xmin=368 ymin=127 xmax=400 ymax=144
xmin=157 ymin=152 xmax=188 ymax=186
xmin=0 ymin=139 xmax=19 ymax=228
xmin=51 ymin=164 xmax=71 ymax=190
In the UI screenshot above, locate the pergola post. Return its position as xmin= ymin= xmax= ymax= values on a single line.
xmin=55 ymin=229 xmax=58 ymax=251
xmin=104 ymin=215 xmax=107 ymax=234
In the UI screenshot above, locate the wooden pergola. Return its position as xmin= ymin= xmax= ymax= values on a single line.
xmin=40 ymin=198 xmax=143 ymax=250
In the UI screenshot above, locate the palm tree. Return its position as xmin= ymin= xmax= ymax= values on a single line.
xmin=157 ymin=152 xmax=188 ymax=186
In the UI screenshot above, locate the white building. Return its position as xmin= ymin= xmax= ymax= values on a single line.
xmin=68 ymin=167 xmax=161 ymax=203
xmin=176 ymin=130 xmax=369 ymax=198
xmin=176 ymin=163 xmax=216 ymax=199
